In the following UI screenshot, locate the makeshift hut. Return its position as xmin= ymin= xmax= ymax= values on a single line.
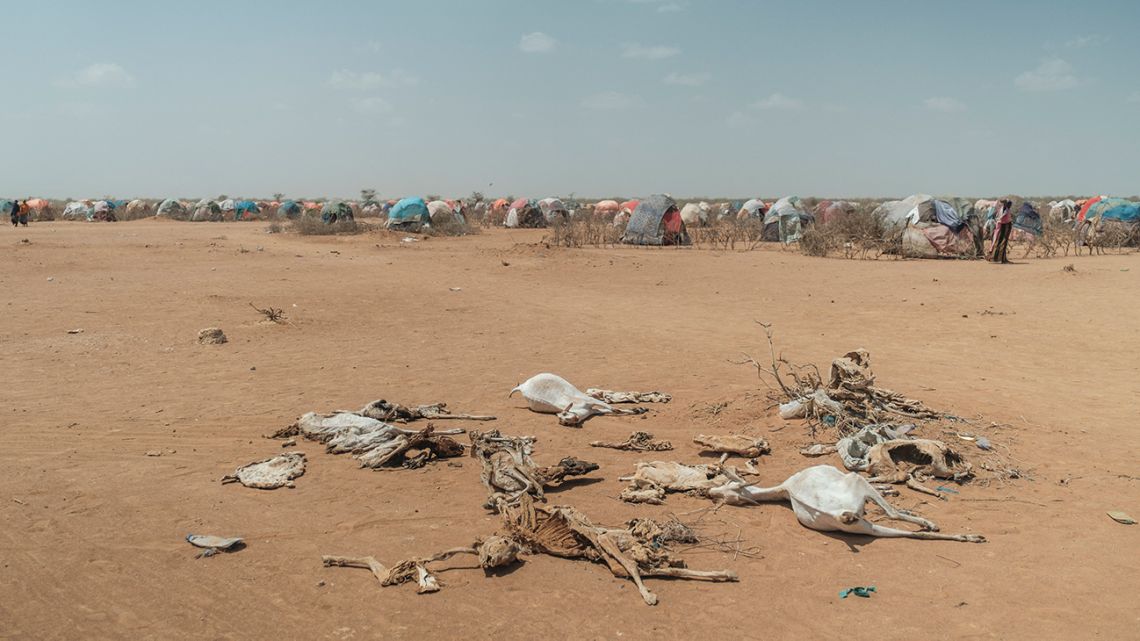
xmin=235 ymin=200 xmax=261 ymax=220
xmin=1013 ymin=202 xmax=1043 ymax=238
xmin=191 ymin=199 xmax=222 ymax=222
xmin=1047 ymin=199 xmax=1078 ymax=223
xmin=386 ymin=197 xmax=430 ymax=231
xmin=505 ymin=198 xmax=545 ymax=228
xmin=155 ymin=198 xmax=188 ymax=220
xmin=763 ymin=196 xmax=812 ymax=243
xmin=91 ymin=200 xmax=117 ymax=222
xmin=815 ymin=200 xmax=856 ymax=225
xmin=900 ymin=199 xmax=979 ymax=258
xmin=738 ymin=198 xmax=767 ymax=220
xmin=621 ymin=194 xmax=689 ymax=246
xmin=428 ymin=200 xmax=466 ymax=227
xmin=538 ymin=197 xmax=570 ymax=224
xmin=277 ymin=200 xmax=302 ymax=218
xmin=679 ymin=201 xmax=711 ymax=227
xmin=61 ymin=201 xmax=92 ymax=221
xmin=219 ymin=199 xmax=236 ymax=214
xmin=24 ymin=198 xmax=54 ymax=221
xmin=321 ymin=200 xmax=354 ymax=224
xmin=594 ymin=200 xmax=621 ymax=220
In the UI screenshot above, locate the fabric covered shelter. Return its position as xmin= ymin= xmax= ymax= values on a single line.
xmin=1013 ymin=202 xmax=1043 ymax=236
xmin=191 ymin=199 xmax=222 ymax=222
xmin=386 ymin=197 xmax=430 ymax=230
xmin=277 ymin=200 xmax=302 ymax=218
xmin=679 ymin=201 xmax=711 ymax=226
xmin=594 ymin=200 xmax=620 ymax=217
xmin=538 ymin=197 xmax=569 ymax=224
xmin=815 ymin=200 xmax=855 ymax=225
xmin=506 ymin=198 xmax=544 ymax=228
xmin=622 ymin=194 xmax=689 ymax=246
xmin=763 ymin=196 xmax=812 ymax=243
xmin=740 ymin=198 xmax=767 ymax=219
xmin=428 ymin=200 xmax=466 ymax=227
xmin=156 ymin=198 xmax=188 ymax=219
xmin=62 ymin=201 xmax=93 ymax=221
xmin=320 ymin=200 xmax=354 ymax=224
xmin=235 ymin=200 xmax=260 ymax=220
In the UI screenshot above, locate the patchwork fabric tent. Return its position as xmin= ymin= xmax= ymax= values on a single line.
xmin=61 ymin=201 xmax=93 ymax=221
xmin=428 ymin=200 xmax=466 ymax=227
xmin=622 ymin=194 xmax=689 ymax=246
xmin=156 ymin=198 xmax=188 ymax=220
xmin=594 ymin=200 xmax=621 ymax=217
xmin=1085 ymin=198 xmax=1140 ymax=224
xmin=1014 ymin=202 xmax=1043 ymax=237
xmin=25 ymin=198 xmax=54 ymax=221
xmin=875 ymin=194 xmax=933 ymax=229
xmin=620 ymin=199 xmax=639 ymax=213
xmin=321 ymin=200 xmax=354 ymax=224
xmin=679 ymin=201 xmax=711 ymax=226
xmin=386 ymin=197 xmax=430 ymax=230
xmin=815 ymin=200 xmax=856 ymax=225
xmin=277 ymin=200 xmax=302 ymax=218
xmin=235 ymin=200 xmax=260 ymax=220
xmin=900 ymin=198 xmax=980 ymax=258
xmin=506 ymin=198 xmax=544 ymax=228
xmin=538 ymin=197 xmax=569 ymax=224
xmin=763 ymin=196 xmax=812 ymax=243
xmin=740 ymin=198 xmax=767 ymax=219
xmin=191 ymin=199 xmax=222 ymax=222
xmin=0 ymin=200 xmax=13 ymax=217
xmin=1047 ymin=199 xmax=1078 ymax=222
xmin=1077 ymin=196 xmax=1105 ymax=223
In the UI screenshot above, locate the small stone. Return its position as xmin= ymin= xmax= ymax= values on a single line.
xmin=145 ymin=450 xmax=162 ymax=457
xmin=198 ymin=328 xmax=227 ymax=345
xmin=47 ymin=277 xmax=54 ymax=282
xmin=67 ymin=329 xmax=83 ymax=334
xmin=281 ymin=438 xmax=297 ymax=448
xmin=316 ymin=580 xmax=326 ymax=587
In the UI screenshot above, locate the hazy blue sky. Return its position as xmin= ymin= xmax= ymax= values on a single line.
xmin=2 ymin=0 xmax=1138 ymax=199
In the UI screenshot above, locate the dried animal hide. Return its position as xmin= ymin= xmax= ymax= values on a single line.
xmin=866 ymin=439 xmax=973 ymax=483
xmin=586 ymin=389 xmax=672 ymax=404
xmin=836 ymin=424 xmax=917 ymax=472
xmin=825 ymin=350 xmax=942 ymax=423
xmin=470 ymin=430 xmax=599 ymax=508
xmin=221 ymin=452 xmax=306 ymax=489
xmin=692 ymin=434 xmax=770 ymax=458
xmin=590 ymin=431 xmax=673 ymax=451
xmin=619 ymin=461 xmax=728 ymax=504
xmin=357 ymin=399 xmax=496 ymax=423
xmin=276 ymin=412 xmax=465 ymax=470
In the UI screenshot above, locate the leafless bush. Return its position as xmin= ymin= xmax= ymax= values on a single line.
xmin=689 ymin=218 xmax=766 ymax=250
xmin=265 ymin=222 xmax=283 ymax=234
xmin=290 ymin=216 xmax=367 ymax=236
xmin=798 ymin=208 xmax=900 ymax=259
xmin=545 ymin=217 xmax=623 ymax=248
xmin=424 ymin=215 xmax=479 ymax=237
xmin=1025 ymin=217 xmax=1075 ymax=258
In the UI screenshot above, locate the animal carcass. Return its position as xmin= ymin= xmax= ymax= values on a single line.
xmin=510 ymin=373 xmax=648 ymax=426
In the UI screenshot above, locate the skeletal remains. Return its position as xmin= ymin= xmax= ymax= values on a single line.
xmin=708 ymin=465 xmax=986 ymax=543
xmin=222 ymin=452 xmax=306 ymax=489
xmin=469 ymin=429 xmax=599 ymax=508
xmin=619 ymin=461 xmax=731 ymax=504
xmin=324 ymin=493 xmax=737 ymax=605
xmin=693 ymin=434 xmax=770 ymax=459
xmin=510 ymin=373 xmax=666 ymax=426
xmin=590 ymin=431 xmax=673 ymax=451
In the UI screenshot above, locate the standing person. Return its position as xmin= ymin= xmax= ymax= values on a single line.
xmin=990 ymin=199 xmax=1013 ymax=263
xmin=10 ymin=199 xmax=20 ymax=227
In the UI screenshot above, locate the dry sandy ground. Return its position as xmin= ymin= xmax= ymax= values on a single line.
xmin=2 ymin=221 xmax=1138 ymax=641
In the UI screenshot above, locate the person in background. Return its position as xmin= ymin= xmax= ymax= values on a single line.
xmin=990 ymin=199 xmax=1013 ymax=264
xmin=11 ymin=199 xmax=23 ymax=226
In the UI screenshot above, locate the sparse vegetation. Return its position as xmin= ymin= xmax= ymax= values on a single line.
xmin=290 ymin=216 xmax=367 ymax=235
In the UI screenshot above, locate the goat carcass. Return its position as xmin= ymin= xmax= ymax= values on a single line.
xmin=619 ymin=461 xmax=728 ymax=504
xmin=221 ymin=452 xmax=306 ymax=489
xmin=866 ymin=439 xmax=973 ymax=483
xmin=708 ymin=465 xmax=985 ymax=543
xmin=510 ymin=373 xmax=647 ymax=426
xmin=692 ymin=434 xmax=770 ymax=458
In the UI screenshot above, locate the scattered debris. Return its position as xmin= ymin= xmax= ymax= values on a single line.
xmin=800 ymin=443 xmax=837 ymax=457
xmin=274 ymin=412 xmax=466 ymax=470
xmin=590 ymin=431 xmax=673 ymax=452
xmin=708 ymin=465 xmax=985 ymax=543
xmin=449 ymin=287 xmax=462 ymax=292
xmin=197 ymin=327 xmax=227 ymax=345
xmin=67 ymin=328 xmax=83 ymax=335
xmin=1107 ymin=511 xmax=1136 ymax=525
xmin=187 ymin=534 xmax=244 ymax=558
xmin=693 ymin=434 xmax=770 ymax=458
xmin=839 ymin=586 xmax=876 ymax=599
xmin=1062 ymin=263 xmax=1076 ymax=273
xmin=865 ymin=439 xmax=973 ymax=484
xmin=280 ymin=438 xmax=297 ymax=448
xmin=510 ymin=373 xmax=650 ymax=426
xmin=976 ymin=436 xmax=993 ymax=451
xmin=470 ymin=430 xmax=599 ymax=508
xmin=222 ymin=452 xmax=306 ymax=489
xmin=249 ymin=302 xmax=287 ymax=323
xmin=586 ymin=389 xmax=672 ymax=404
xmin=837 ymin=424 xmax=916 ymax=471
xmin=145 ymin=450 xmax=162 ymax=457
xmin=358 ymin=399 xmax=495 ymax=423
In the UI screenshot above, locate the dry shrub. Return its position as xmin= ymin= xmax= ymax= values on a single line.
xmin=1025 ymin=217 xmax=1075 ymax=258
xmin=265 ymin=222 xmax=283 ymax=234
xmin=545 ymin=217 xmax=623 ymax=248
xmin=290 ymin=216 xmax=368 ymax=236
xmin=689 ymin=218 xmax=767 ymax=250
xmin=424 ymin=215 xmax=479 ymax=237
xmin=798 ymin=207 xmax=900 ymax=259
xmin=1083 ymin=220 xmax=1140 ymax=254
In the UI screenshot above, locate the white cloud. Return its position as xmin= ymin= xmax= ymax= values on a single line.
xmin=519 ymin=31 xmax=557 ymax=53
xmin=664 ymin=72 xmax=709 ymax=87
xmin=328 ymin=69 xmax=417 ymax=90
xmin=353 ymin=97 xmax=393 ymax=115
xmin=751 ymin=92 xmax=802 ymax=110
xmin=924 ymin=97 xmax=967 ymax=112
xmin=622 ymin=43 xmax=679 ymax=60
xmin=1015 ymin=58 xmax=1078 ymax=92
xmin=57 ymin=63 xmax=135 ymax=88
xmin=581 ymin=91 xmax=636 ymax=110
xmin=1065 ymin=34 xmax=1108 ymax=49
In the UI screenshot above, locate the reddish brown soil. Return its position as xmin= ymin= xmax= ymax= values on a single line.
xmin=2 ymin=221 xmax=1137 ymax=640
